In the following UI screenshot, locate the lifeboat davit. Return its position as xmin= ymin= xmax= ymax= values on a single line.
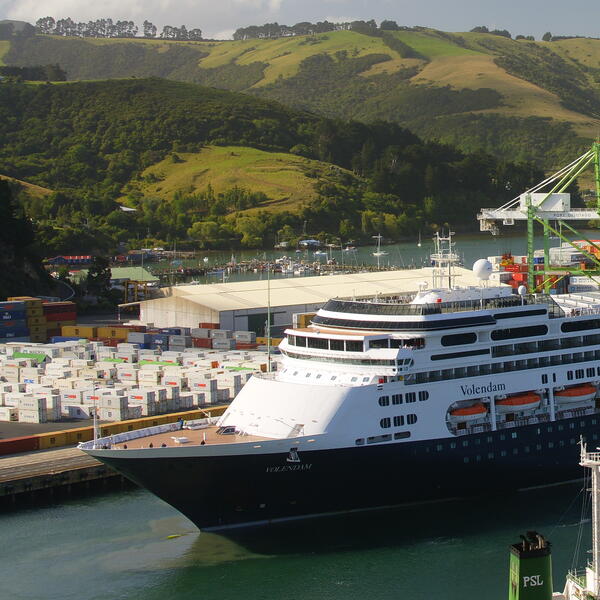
xmin=495 ymin=393 xmax=541 ymax=414
xmin=449 ymin=403 xmax=488 ymax=423
xmin=555 ymin=384 xmax=597 ymax=405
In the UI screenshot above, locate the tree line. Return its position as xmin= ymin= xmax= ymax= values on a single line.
xmin=34 ymin=17 xmax=202 ymax=41
xmin=233 ymin=19 xmax=412 ymax=41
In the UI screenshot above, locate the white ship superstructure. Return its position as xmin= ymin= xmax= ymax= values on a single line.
xmin=81 ymin=235 xmax=600 ymax=530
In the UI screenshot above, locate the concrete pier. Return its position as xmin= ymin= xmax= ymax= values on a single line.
xmin=0 ymin=447 xmax=118 ymax=500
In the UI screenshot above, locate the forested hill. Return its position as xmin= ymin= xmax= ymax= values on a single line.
xmin=3 ymin=28 xmax=600 ymax=165
xmin=0 ymin=78 xmax=548 ymax=254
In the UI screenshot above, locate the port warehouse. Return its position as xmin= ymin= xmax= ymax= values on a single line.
xmin=137 ymin=267 xmax=492 ymax=334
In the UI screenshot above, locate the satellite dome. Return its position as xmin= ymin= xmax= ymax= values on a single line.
xmin=472 ymin=259 xmax=493 ymax=281
xmin=518 ymin=285 xmax=527 ymax=296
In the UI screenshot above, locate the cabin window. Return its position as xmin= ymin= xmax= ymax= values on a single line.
xmin=541 ymin=374 xmax=548 ymax=384
xmin=380 ymin=418 xmax=391 ymax=428
xmin=330 ymin=339 xmax=344 ymax=351
xmin=407 ymin=414 xmax=417 ymax=425
xmin=491 ymin=325 xmax=548 ymax=341
xmin=367 ymin=434 xmax=392 ymax=444
xmin=346 ymin=340 xmax=363 ymax=352
xmin=567 ymin=371 xmax=573 ymax=380
xmin=355 ymin=438 xmax=365 ymax=446
xmin=393 ymin=415 xmax=405 ymax=426
xmin=576 ymin=369 xmax=584 ymax=379
xmin=405 ymin=392 xmax=416 ymax=403
xmin=441 ymin=332 xmax=477 ymax=346
xmin=369 ymin=339 xmax=389 ymax=349
xmin=392 ymin=394 xmax=402 ymax=405
xmin=288 ymin=335 xmax=296 ymax=345
xmin=378 ymin=396 xmax=390 ymax=407
xmin=587 ymin=368 xmax=596 ymax=377
xmin=418 ymin=391 xmax=429 ymax=402
xmin=394 ymin=431 xmax=410 ymax=440
xmin=295 ymin=336 xmax=307 ymax=347
xmin=351 ymin=377 xmax=358 ymax=382
xmin=307 ymin=337 xmax=328 ymax=350
xmin=561 ymin=318 xmax=600 ymax=333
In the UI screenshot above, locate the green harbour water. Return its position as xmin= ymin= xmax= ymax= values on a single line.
xmin=0 ymin=482 xmax=591 ymax=600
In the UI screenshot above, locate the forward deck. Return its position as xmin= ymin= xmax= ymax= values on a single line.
xmin=105 ymin=424 xmax=270 ymax=450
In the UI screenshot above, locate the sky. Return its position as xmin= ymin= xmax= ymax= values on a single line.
xmin=0 ymin=0 xmax=598 ymax=40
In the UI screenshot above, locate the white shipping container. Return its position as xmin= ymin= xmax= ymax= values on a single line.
xmin=18 ymin=409 xmax=48 ymax=423
xmin=62 ymin=404 xmax=91 ymax=419
xmin=19 ymin=396 xmax=47 ymax=410
xmin=0 ymin=406 xmax=17 ymax=421
xmin=100 ymin=395 xmax=129 ymax=410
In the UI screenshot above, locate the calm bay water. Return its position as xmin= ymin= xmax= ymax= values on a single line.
xmin=160 ymin=230 xmax=588 ymax=285
xmin=0 ymin=482 xmax=591 ymax=600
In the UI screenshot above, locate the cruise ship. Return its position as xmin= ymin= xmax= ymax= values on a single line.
xmin=80 ymin=234 xmax=600 ymax=530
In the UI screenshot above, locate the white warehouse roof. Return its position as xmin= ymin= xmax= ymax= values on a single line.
xmin=144 ymin=267 xmax=498 ymax=313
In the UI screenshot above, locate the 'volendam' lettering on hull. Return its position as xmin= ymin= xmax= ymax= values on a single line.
xmin=460 ymin=382 xmax=506 ymax=395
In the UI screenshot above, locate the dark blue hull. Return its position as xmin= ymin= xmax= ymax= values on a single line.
xmin=94 ymin=413 xmax=600 ymax=530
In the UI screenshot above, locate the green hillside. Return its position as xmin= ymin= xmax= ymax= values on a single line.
xmin=123 ymin=145 xmax=358 ymax=212
xmin=0 ymin=78 xmax=546 ymax=254
xmin=4 ymin=28 xmax=600 ymax=164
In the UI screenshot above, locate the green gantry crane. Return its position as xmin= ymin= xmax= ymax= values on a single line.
xmin=478 ymin=142 xmax=600 ymax=293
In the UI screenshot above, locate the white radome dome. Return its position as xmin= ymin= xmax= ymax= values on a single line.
xmin=472 ymin=259 xmax=493 ymax=281
xmin=518 ymin=285 xmax=527 ymax=296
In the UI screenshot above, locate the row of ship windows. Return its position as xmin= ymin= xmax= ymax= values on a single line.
xmin=287 ymin=335 xmax=424 ymax=351
xmin=280 ymin=349 xmax=401 ymax=367
xmin=461 ymin=439 xmax=579 ymax=462
xmin=566 ymin=367 xmax=597 ymax=381
xmin=491 ymin=334 xmax=600 ymax=359
xmin=380 ymin=414 xmax=418 ymax=428
xmin=354 ymin=419 xmax=598 ymax=447
xmin=409 ymin=350 xmax=600 ymax=385
xmin=378 ymin=391 xmax=429 ymax=406
xmin=355 ymin=431 xmax=411 ymax=445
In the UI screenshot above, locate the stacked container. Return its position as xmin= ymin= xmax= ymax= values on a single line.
xmin=43 ymin=301 xmax=76 ymax=339
xmin=8 ymin=297 xmax=47 ymax=342
xmin=0 ymin=300 xmax=30 ymax=342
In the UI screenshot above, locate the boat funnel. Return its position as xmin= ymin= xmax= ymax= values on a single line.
xmin=508 ymin=531 xmax=553 ymax=600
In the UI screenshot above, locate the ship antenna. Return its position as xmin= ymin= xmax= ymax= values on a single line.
xmin=267 ymin=261 xmax=271 ymax=373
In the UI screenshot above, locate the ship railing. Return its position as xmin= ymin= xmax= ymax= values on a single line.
xmin=78 ymin=422 xmax=182 ymax=450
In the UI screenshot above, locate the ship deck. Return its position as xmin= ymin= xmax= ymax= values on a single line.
xmin=111 ymin=426 xmax=269 ymax=450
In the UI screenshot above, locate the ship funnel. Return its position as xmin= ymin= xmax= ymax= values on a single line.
xmin=509 ymin=531 xmax=553 ymax=600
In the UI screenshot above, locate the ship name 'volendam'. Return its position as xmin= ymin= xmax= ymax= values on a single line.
xmin=266 ymin=464 xmax=313 ymax=473
xmin=460 ymin=382 xmax=506 ymax=395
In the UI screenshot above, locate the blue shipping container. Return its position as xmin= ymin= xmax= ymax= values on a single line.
xmin=0 ymin=310 xmax=27 ymax=321
xmin=0 ymin=329 xmax=30 ymax=338
xmin=0 ymin=319 xmax=28 ymax=330
xmin=50 ymin=336 xmax=83 ymax=342
xmin=0 ymin=301 xmax=26 ymax=311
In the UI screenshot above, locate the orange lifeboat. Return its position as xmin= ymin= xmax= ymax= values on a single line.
xmin=496 ymin=393 xmax=541 ymax=414
xmin=555 ymin=384 xmax=597 ymax=405
xmin=449 ymin=403 xmax=488 ymax=422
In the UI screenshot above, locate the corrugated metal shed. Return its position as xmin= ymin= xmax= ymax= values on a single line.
xmin=165 ymin=267 xmax=495 ymax=310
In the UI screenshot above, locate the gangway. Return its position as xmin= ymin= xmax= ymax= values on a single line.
xmin=478 ymin=143 xmax=600 ymax=291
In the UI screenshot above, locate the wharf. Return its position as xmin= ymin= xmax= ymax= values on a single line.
xmin=0 ymin=447 xmax=116 ymax=501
